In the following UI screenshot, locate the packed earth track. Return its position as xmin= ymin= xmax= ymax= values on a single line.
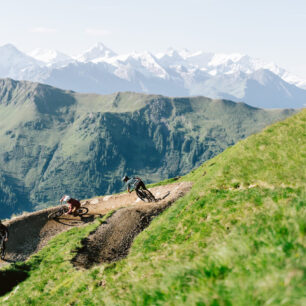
xmin=0 ymin=182 xmax=192 ymax=268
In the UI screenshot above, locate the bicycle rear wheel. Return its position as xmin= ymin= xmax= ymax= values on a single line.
xmin=77 ymin=207 xmax=89 ymax=216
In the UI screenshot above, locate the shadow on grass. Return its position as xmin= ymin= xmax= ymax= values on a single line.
xmin=0 ymin=263 xmax=31 ymax=296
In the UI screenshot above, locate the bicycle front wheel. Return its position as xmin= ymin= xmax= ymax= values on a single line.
xmin=143 ymin=190 xmax=156 ymax=202
xmin=48 ymin=207 xmax=66 ymax=219
xmin=136 ymin=189 xmax=150 ymax=202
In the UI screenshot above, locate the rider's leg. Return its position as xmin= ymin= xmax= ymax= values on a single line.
xmin=135 ymin=184 xmax=141 ymax=195
xmin=138 ymin=181 xmax=146 ymax=190
xmin=142 ymin=184 xmax=156 ymax=201
xmin=67 ymin=203 xmax=73 ymax=214
xmin=72 ymin=202 xmax=81 ymax=216
xmin=71 ymin=206 xmax=77 ymax=216
xmin=139 ymin=181 xmax=156 ymax=201
xmin=135 ymin=183 xmax=145 ymax=199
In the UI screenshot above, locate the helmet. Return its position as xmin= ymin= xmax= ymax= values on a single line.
xmin=61 ymin=195 xmax=71 ymax=202
xmin=122 ymin=175 xmax=129 ymax=182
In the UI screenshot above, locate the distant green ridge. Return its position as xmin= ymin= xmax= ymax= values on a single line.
xmin=1 ymin=109 xmax=304 ymax=305
xmin=0 ymin=78 xmax=296 ymax=218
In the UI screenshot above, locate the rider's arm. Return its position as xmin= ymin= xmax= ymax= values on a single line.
xmin=66 ymin=203 xmax=73 ymax=214
xmin=126 ymin=181 xmax=131 ymax=193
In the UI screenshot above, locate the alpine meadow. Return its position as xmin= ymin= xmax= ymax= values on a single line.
xmin=0 ymin=108 xmax=304 ymax=305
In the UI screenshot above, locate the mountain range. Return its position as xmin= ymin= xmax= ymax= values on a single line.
xmin=0 ymin=43 xmax=305 ymax=108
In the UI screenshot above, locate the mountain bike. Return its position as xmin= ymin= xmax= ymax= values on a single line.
xmin=135 ymin=189 xmax=156 ymax=202
xmin=48 ymin=205 xmax=89 ymax=220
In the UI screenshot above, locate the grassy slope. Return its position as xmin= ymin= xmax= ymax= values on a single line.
xmin=1 ymin=110 xmax=305 ymax=305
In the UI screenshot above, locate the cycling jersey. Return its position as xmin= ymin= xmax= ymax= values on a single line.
xmin=126 ymin=177 xmax=141 ymax=191
xmin=67 ymin=198 xmax=81 ymax=208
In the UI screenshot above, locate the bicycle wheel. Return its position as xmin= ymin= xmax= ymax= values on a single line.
xmin=77 ymin=207 xmax=89 ymax=216
xmin=135 ymin=189 xmax=147 ymax=202
xmin=136 ymin=189 xmax=155 ymax=202
xmin=48 ymin=207 xmax=66 ymax=219
xmin=143 ymin=190 xmax=156 ymax=202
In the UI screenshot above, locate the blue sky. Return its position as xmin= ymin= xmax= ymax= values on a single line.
xmin=1 ymin=0 xmax=305 ymax=78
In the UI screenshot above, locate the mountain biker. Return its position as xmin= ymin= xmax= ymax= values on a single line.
xmin=0 ymin=220 xmax=9 ymax=260
xmin=122 ymin=175 xmax=156 ymax=201
xmin=60 ymin=195 xmax=81 ymax=215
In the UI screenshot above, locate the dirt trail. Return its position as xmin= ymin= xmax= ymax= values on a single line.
xmin=1 ymin=182 xmax=192 ymax=267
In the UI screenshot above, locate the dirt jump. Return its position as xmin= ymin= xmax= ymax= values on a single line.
xmin=0 ymin=182 xmax=192 ymax=268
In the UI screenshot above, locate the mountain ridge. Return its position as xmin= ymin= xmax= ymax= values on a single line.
xmin=1 ymin=43 xmax=306 ymax=108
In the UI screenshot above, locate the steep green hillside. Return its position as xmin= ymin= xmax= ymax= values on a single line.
xmin=1 ymin=109 xmax=304 ymax=305
xmin=0 ymin=78 xmax=296 ymax=218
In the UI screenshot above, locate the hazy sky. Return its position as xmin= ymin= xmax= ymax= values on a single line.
xmin=1 ymin=0 xmax=305 ymax=78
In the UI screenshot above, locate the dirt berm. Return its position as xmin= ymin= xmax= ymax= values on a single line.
xmin=1 ymin=182 xmax=192 ymax=268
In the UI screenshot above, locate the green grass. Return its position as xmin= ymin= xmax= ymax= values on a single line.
xmin=1 ymin=110 xmax=305 ymax=305
xmin=0 ymin=211 xmax=115 ymax=305
xmin=147 ymin=176 xmax=181 ymax=188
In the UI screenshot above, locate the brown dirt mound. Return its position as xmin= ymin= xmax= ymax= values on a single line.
xmin=1 ymin=207 xmax=94 ymax=266
xmin=0 ymin=181 xmax=192 ymax=268
xmin=72 ymin=182 xmax=192 ymax=269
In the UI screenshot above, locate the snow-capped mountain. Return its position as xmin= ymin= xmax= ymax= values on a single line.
xmin=102 ymin=51 xmax=169 ymax=80
xmin=0 ymin=42 xmax=305 ymax=108
xmin=28 ymin=48 xmax=73 ymax=67
xmin=76 ymin=42 xmax=117 ymax=62
xmin=0 ymin=44 xmax=43 ymax=79
xmin=205 ymin=53 xmax=306 ymax=89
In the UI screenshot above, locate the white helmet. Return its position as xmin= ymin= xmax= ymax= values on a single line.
xmin=61 ymin=195 xmax=71 ymax=202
